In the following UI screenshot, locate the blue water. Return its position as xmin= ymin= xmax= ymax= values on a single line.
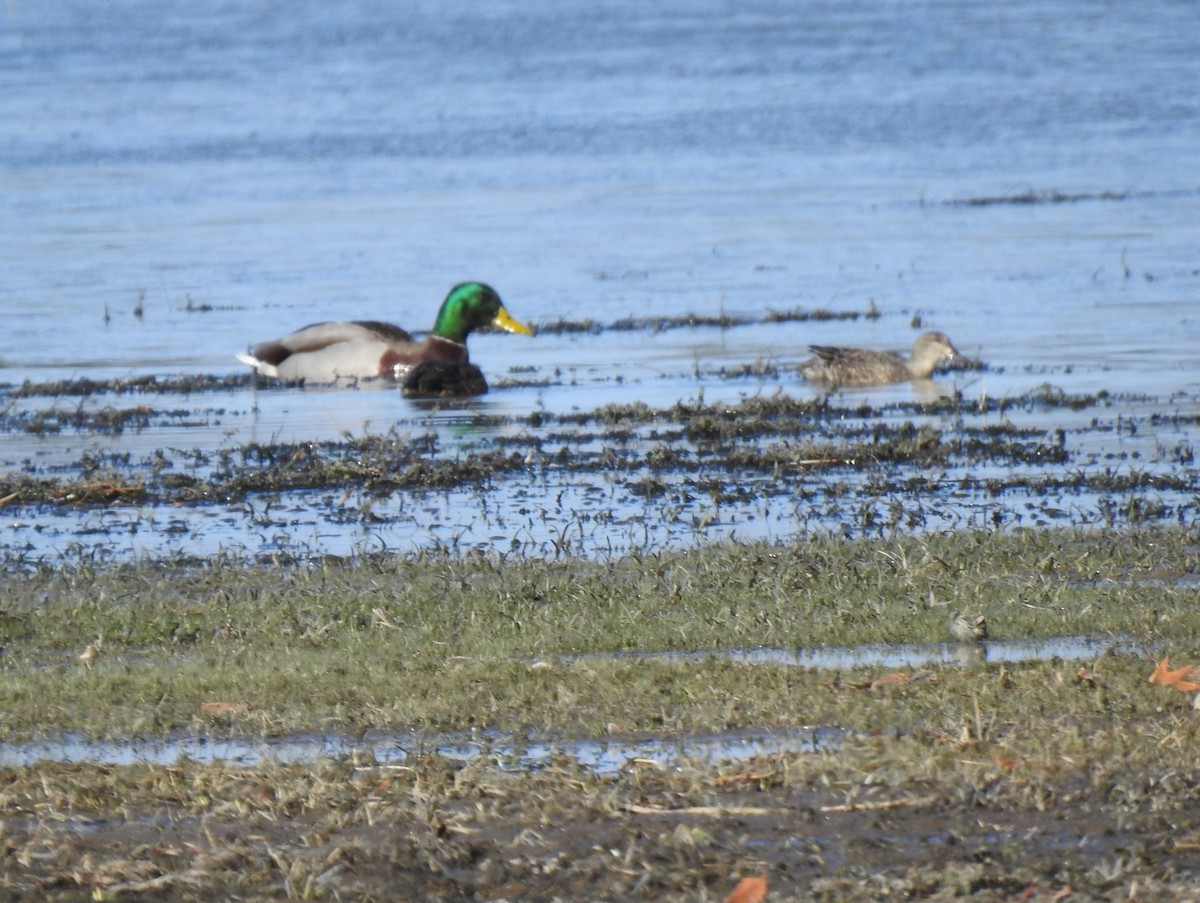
xmin=2 ymin=0 xmax=1199 ymax=560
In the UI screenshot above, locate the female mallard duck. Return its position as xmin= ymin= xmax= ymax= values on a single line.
xmin=799 ymin=331 xmax=960 ymax=386
xmin=236 ymin=282 xmax=533 ymax=391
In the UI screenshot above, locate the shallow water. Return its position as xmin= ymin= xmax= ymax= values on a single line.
xmin=5 ymin=379 xmax=1198 ymax=562
xmin=625 ymin=633 xmax=1143 ymax=671
xmin=2 ymin=0 xmax=1199 ymax=561
xmin=0 ymin=728 xmax=834 ymax=771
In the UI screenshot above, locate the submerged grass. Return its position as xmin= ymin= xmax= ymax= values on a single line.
xmin=0 ymin=385 xmax=1154 ymax=509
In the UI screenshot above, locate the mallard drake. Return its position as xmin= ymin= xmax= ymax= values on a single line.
xmin=799 ymin=331 xmax=960 ymax=386
xmin=236 ymin=282 xmax=533 ymax=389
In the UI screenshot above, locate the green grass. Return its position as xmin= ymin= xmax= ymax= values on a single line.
xmin=0 ymin=525 xmax=1197 ymax=739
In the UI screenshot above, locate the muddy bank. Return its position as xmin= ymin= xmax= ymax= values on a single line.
xmin=4 ymin=721 xmax=1200 ymax=901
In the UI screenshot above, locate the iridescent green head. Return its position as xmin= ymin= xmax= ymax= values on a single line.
xmin=431 ymin=282 xmax=534 ymax=344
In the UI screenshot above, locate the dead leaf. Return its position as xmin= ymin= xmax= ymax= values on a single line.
xmin=1148 ymin=656 xmax=1200 ymax=693
xmin=852 ymin=671 xmax=911 ymax=690
xmin=77 ymin=639 xmax=103 ymax=667
xmin=1051 ymin=885 xmax=1073 ymax=901
xmin=1072 ymin=666 xmax=1096 ymax=688
xmin=998 ymin=664 xmax=1014 ymax=689
xmin=723 ymin=872 xmax=768 ymax=903
xmin=200 ymin=702 xmax=250 ymax=714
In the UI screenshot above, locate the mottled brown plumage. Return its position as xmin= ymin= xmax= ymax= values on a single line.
xmin=799 ymin=331 xmax=960 ymax=386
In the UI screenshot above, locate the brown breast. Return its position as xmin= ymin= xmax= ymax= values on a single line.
xmin=378 ymin=335 xmax=467 ymax=377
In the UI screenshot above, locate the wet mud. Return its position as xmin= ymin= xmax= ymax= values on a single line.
xmin=3 ymin=735 xmax=1199 ymax=901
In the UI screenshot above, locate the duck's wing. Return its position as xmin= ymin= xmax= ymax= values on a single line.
xmin=800 ymin=345 xmax=908 ymax=385
xmin=349 ymin=320 xmax=417 ymax=343
xmin=249 ymin=321 xmax=416 ymax=365
xmin=807 ymin=344 xmax=857 ymax=364
xmin=810 ymin=345 xmax=909 ymax=364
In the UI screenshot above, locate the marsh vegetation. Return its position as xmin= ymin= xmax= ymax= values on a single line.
xmin=2 ymin=525 xmax=1200 ymax=898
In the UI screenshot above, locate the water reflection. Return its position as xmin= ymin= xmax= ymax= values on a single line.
xmin=715 ymin=634 xmax=1137 ymax=672
xmin=635 ymin=634 xmax=1143 ymax=671
xmin=0 ymin=729 xmax=836 ymax=773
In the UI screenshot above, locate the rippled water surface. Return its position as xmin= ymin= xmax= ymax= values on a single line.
xmin=2 ymin=0 xmax=1199 ymax=561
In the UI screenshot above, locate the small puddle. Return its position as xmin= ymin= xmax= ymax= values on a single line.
xmin=0 ymin=728 xmax=838 ymax=773
xmin=0 ymin=633 xmax=1140 ymax=771
xmin=645 ymin=633 xmax=1144 ymax=671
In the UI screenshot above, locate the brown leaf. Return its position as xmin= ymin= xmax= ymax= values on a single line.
xmin=723 ymin=872 xmax=768 ymax=903
xmin=992 ymin=754 xmax=1019 ymax=771
xmin=200 ymin=702 xmax=250 ymax=714
xmin=1148 ymin=656 xmax=1200 ymax=692
xmin=851 ymin=671 xmax=911 ymax=690
xmin=998 ymin=664 xmax=1014 ymax=689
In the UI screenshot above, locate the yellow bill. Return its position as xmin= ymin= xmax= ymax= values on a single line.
xmin=492 ymin=306 xmax=535 ymax=336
